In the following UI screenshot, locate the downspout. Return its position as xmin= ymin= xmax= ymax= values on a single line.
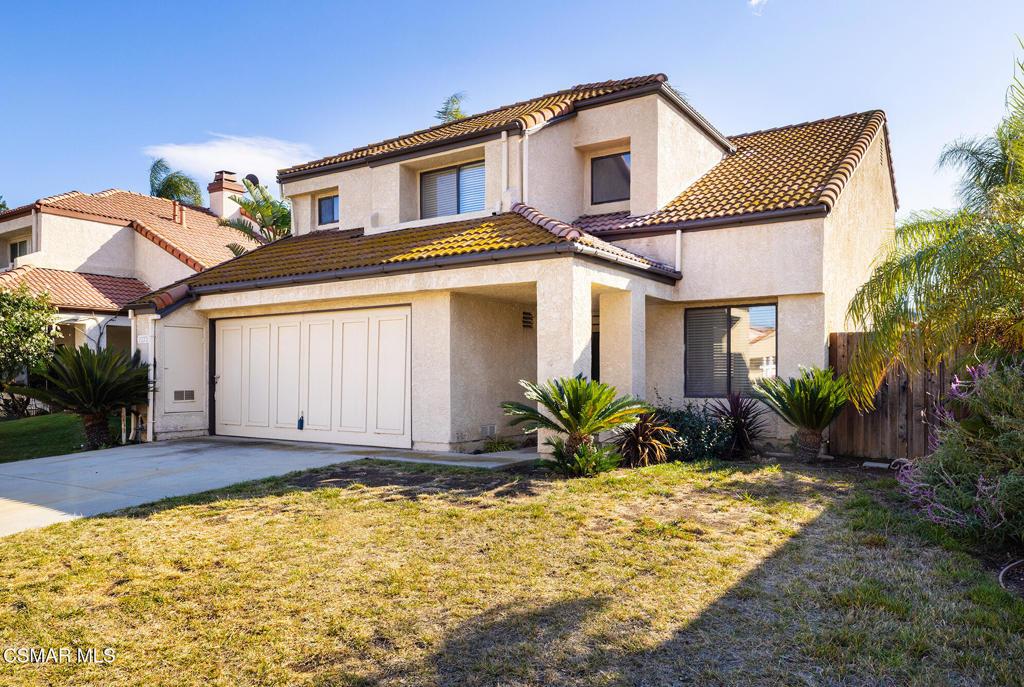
xmin=147 ymin=314 xmax=160 ymax=442
xmin=500 ymin=131 xmax=509 ymax=211
xmin=31 ymin=208 xmax=39 ymax=252
xmin=674 ymin=229 xmax=682 ymax=272
xmin=128 ymin=309 xmax=136 ymax=443
xmin=522 ymin=130 xmax=530 ymax=206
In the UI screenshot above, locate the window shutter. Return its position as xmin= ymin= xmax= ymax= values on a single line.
xmin=685 ymin=308 xmax=729 ymax=397
xmin=421 ymin=168 xmax=458 ymax=219
xmin=457 ymin=162 xmax=486 ymax=213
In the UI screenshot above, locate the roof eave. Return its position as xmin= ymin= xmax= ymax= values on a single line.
xmin=148 ymin=241 xmax=678 ymax=308
xmin=598 ymin=204 xmax=831 ymax=239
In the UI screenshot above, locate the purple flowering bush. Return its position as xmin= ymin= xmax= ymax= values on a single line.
xmin=898 ymin=361 xmax=1024 ymax=549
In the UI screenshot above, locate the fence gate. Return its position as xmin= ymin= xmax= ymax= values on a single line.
xmin=828 ymin=332 xmax=954 ymax=460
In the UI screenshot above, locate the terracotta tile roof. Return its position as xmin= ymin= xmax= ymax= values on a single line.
xmin=0 ymin=190 xmax=257 ymax=269
xmin=574 ymin=111 xmax=897 ymax=234
xmin=137 ymin=204 xmax=677 ymax=308
xmin=0 ymin=265 xmax=150 ymax=312
xmin=280 ymin=74 xmax=730 ymax=179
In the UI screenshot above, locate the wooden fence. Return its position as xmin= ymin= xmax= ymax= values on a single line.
xmin=828 ymin=332 xmax=953 ymax=460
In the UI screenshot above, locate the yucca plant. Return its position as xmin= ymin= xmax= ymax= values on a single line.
xmin=709 ymin=392 xmax=770 ymax=458
xmin=502 ymin=375 xmax=649 ymax=476
xmin=613 ymin=412 xmax=676 ymax=467
xmin=11 ymin=345 xmax=152 ymax=450
xmin=754 ymin=367 xmax=851 ymax=462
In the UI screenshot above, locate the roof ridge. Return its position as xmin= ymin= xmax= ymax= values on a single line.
xmin=279 ymin=74 xmax=670 ymax=176
xmin=130 ymin=219 xmax=207 ymax=271
xmin=511 ymin=203 xmax=582 ymax=239
xmin=38 ymin=190 xmax=84 ymax=204
xmin=730 ymin=110 xmax=884 ymax=141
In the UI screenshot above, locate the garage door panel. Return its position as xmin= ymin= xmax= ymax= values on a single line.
xmin=273 ymin=323 xmax=300 ymax=428
xmin=338 ymin=319 xmax=368 ymax=432
xmin=217 ymin=326 xmax=243 ymax=426
xmin=245 ymin=325 xmax=271 ymax=427
xmin=373 ymin=316 xmax=408 ymax=435
xmin=215 ymin=307 xmax=411 ymax=448
xmin=304 ymin=320 xmax=334 ymax=430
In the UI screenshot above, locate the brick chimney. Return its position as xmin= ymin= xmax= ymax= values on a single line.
xmin=207 ymin=170 xmax=245 ymax=219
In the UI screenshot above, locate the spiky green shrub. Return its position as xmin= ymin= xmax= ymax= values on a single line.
xmin=11 ymin=345 xmax=151 ymax=449
xmin=709 ymin=392 xmax=770 ymax=458
xmin=502 ymin=375 xmax=648 ymax=477
xmin=755 ymin=367 xmax=851 ymax=461
xmin=613 ymin=412 xmax=676 ymax=467
xmin=539 ymin=437 xmax=622 ymax=477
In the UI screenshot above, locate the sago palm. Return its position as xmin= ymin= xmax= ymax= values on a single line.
xmin=847 ymin=48 xmax=1024 ymax=409
xmin=755 ymin=367 xmax=851 ymax=462
xmin=219 ymin=178 xmax=292 ymax=256
xmin=502 ymin=375 xmax=649 ymax=458
xmin=149 ymin=158 xmax=202 ymax=206
xmin=11 ymin=346 xmax=151 ymax=450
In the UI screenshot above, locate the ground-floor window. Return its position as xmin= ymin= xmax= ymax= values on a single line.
xmin=684 ymin=304 xmax=777 ymax=397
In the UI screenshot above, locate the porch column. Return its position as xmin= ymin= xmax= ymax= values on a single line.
xmin=411 ymin=291 xmax=453 ymax=451
xmin=599 ymin=289 xmax=646 ymax=398
xmin=536 ymin=262 xmax=592 ymax=383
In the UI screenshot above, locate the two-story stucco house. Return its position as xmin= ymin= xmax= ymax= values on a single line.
xmin=0 ymin=173 xmax=255 ymax=350
xmin=131 ymin=73 xmax=897 ymax=451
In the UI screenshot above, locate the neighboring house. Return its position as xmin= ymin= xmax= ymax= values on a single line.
xmin=131 ymin=73 xmax=897 ymax=451
xmin=0 ymin=173 xmax=256 ymax=349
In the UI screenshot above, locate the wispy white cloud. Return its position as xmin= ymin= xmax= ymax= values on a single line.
xmin=143 ymin=134 xmax=317 ymax=194
xmin=748 ymin=0 xmax=768 ymax=15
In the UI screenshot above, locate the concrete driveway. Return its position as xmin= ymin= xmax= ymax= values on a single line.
xmin=0 ymin=436 xmax=532 ymax=537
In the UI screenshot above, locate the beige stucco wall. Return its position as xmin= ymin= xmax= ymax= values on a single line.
xmin=132 ymin=232 xmax=194 ymax=289
xmin=822 ymin=132 xmax=897 ymax=333
xmin=21 ymin=214 xmax=136 ymax=276
xmin=449 ymin=293 xmax=536 ymax=449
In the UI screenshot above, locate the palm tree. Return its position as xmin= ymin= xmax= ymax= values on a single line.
xmin=219 ymin=178 xmax=292 ymax=256
xmin=755 ymin=367 xmax=852 ymax=461
xmin=501 ymin=375 xmax=649 ymax=459
xmin=435 ymin=92 xmax=467 ymax=123
xmin=11 ymin=346 xmax=151 ymax=450
xmin=846 ymin=48 xmax=1024 ymax=409
xmin=149 ymin=158 xmax=202 ymax=206
xmin=0 ymin=195 xmax=7 ymax=212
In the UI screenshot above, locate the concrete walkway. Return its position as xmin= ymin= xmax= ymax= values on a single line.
xmin=0 ymin=436 xmax=533 ymax=537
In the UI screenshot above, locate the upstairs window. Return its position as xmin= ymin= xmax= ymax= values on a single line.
xmin=420 ymin=161 xmax=485 ymax=219
xmin=685 ymin=304 xmax=777 ymax=397
xmin=591 ymin=152 xmax=631 ymax=204
xmin=318 ymin=195 xmax=339 ymax=225
xmin=9 ymin=239 xmax=28 ymax=264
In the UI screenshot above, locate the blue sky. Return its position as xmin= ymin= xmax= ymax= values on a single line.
xmin=2 ymin=0 xmax=1022 ymax=217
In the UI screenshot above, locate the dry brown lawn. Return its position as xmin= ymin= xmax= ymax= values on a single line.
xmin=1 ymin=459 xmax=1022 ymax=686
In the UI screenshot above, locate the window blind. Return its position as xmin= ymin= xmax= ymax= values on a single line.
xmin=685 ymin=308 xmax=729 ymax=397
xmin=457 ymin=162 xmax=485 ymax=213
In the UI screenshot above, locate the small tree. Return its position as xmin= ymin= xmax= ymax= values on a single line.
xmin=0 ymin=195 xmax=7 ymax=212
xmin=149 ymin=158 xmax=202 ymax=206
xmin=219 ymin=178 xmax=292 ymax=256
xmin=12 ymin=346 xmax=151 ymax=449
xmin=436 ymin=92 xmax=467 ymax=123
xmin=0 ymin=286 xmax=57 ymax=417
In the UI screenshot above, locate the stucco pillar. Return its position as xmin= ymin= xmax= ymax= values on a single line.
xmin=536 ymin=261 xmax=592 ymax=383
xmin=411 ymin=291 xmax=453 ymax=451
xmin=599 ymin=289 xmax=646 ymax=397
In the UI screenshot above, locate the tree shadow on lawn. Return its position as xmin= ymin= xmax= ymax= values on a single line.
xmin=309 ymin=482 xmax=1021 ymax=687
xmin=107 ymin=459 xmax=554 ymax=520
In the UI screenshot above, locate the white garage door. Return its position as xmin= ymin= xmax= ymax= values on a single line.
xmin=214 ymin=306 xmax=411 ymax=448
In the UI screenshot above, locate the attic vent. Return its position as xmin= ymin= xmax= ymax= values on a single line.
xmin=522 ymin=311 xmax=534 ymax=329
xmin=173 ymin=389 xmax=195 ymax=402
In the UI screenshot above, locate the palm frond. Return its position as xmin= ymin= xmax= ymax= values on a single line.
xmin=149 ymin=158 xmax=202 ymax=206
xmin=435 ymin=92 xmax=467 ymax=123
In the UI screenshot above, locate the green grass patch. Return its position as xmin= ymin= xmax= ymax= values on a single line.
xmin=0 ymin=413 xmax=116 ymax=463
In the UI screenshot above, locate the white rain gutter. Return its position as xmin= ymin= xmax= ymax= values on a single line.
xmin=674 ymin=229 xmax=682 ymax=272
xmin=500 ymin=131 xmax=509 ymax=211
